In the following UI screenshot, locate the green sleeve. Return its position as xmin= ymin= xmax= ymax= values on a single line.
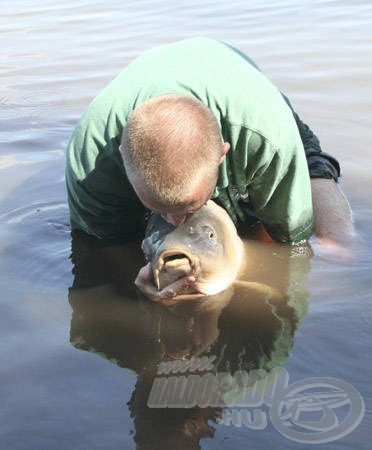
xmin=247 ymin=138 xmax=314 ymax=243
xmin=282 ymin=93 xmax=341 ymax=181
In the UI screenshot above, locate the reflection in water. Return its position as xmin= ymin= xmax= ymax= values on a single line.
xmin=68 ymin=230 xmax=311 ymax=449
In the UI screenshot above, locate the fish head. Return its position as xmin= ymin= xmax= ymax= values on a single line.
xmin=142 ymin=201 xmax=243 ymax=297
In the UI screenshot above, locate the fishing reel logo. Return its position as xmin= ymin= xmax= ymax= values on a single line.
xmin=269 ymin=376 xmax=365 ymax=444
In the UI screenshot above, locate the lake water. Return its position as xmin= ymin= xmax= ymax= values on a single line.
xmin=1 ymin=1 xmax=371 ymax=449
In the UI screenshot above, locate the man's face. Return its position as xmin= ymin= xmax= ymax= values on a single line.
xmin=133 ymin=178 xmax=217 ymax=227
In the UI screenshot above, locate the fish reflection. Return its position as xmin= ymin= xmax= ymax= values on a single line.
xmin=68 ymin=230 xmax=311 ymax=449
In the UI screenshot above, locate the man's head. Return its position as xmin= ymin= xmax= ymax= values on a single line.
xmin=120 ymin=94 xmax=230 ymax=225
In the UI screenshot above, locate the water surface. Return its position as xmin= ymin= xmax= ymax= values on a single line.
xmin=1 ymin=1 xmax=371 ymax=449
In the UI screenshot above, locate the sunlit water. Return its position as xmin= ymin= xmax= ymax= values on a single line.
xmin=1 ymin=1 xmax=371 ymax=449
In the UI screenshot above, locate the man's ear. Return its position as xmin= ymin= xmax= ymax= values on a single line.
xmin=219 ymin=142 xmax=230 ymax=164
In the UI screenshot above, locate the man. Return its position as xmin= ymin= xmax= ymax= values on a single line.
xmin=66 ymin=38 xmax=354 ymax=300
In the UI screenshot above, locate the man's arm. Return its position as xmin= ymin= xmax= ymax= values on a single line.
xmin=310 ymin=178 xmax=355 ymax=244
xmin=283 ymin=94 xmax=355 ymax=246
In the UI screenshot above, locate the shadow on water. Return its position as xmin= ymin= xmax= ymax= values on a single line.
xmin=68 ymin=229 xmax=312 ymax=449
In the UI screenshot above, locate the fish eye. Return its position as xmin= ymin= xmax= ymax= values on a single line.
xmin=201 ymin=225 xmax=217 ymax=246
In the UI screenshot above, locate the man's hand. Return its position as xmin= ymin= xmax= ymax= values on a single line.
xmin=135 ymin=262 xmax=200 ymax=302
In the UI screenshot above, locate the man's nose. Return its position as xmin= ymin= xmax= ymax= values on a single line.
xmin=164 ymin=214 xmax=187 ymax=227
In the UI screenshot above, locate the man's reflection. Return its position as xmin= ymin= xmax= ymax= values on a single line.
xmin=68 ymin=229 xmax=311 ymax=449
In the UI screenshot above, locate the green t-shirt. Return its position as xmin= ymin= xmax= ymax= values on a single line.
xmin=66 ymin=37 xmax=314 ymax=243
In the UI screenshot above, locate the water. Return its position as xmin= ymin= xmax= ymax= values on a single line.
xmin=1 ymin=0 xmax=371 ymax=448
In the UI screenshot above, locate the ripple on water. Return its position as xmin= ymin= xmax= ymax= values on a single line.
xmin=0 ymin=201 xmax=72 ymax=289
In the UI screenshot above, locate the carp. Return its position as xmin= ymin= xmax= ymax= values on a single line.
xmin=141 ymin=200 xmax=244 ymax=297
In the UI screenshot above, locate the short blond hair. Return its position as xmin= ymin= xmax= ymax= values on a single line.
xmin=120 ymin=94 xmax=222 ymax=206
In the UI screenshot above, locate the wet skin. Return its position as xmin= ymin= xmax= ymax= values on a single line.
xmin=142 ymin=200 xmax=244 ymax=300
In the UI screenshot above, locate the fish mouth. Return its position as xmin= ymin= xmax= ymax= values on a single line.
xmin=154 ymin=248 xmax=200 ymax=291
